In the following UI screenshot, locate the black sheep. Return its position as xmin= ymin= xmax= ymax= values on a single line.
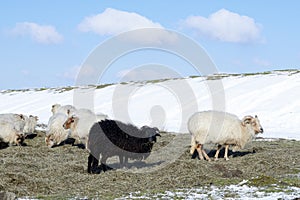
xmin=87 ymin=119 xmax=161 ymax=174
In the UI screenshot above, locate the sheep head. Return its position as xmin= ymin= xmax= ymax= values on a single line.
xmin=45 ymin=134 xmax=56 ymax=147
xmin=141 ymin=126 xmax=161 ymax=143
xmin=51 ymin=104 xmax=61 ymax=114
xmin=242 ymin=115 xmax=264 ymax=134
xmin=16 ymin=114 xmax=25 ymax=121
xmin=45 ymin=134 xmax=67 ymax=148
xmin=63 ymin=115 xmax=78 ymax=130
xmin=29 ymin=115 xmax=39 ymax=122
xmin=15 ymin=133 xmax=25 ymax=146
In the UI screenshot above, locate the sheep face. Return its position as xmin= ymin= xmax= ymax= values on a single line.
xmin=242 ymin=115 xmax=264 ymax=134
xmin=63 ymin=116 xmax=77 ymax=130
xmin=15 ymin=133 xmax=25 ymax=146
xmin=45 ymin=134 xmax=64 ymax=147
xmin=45 ymin=134 xmax=56 ymax=147
xmin=141 ymin=126 xmax=161 ymax=142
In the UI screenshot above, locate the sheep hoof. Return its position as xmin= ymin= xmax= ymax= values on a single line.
xmin=100 ymin=163 xmax=113 ymax=172
xmin=225 ymin=157 xmax=229 ymax=161
xmin=90 ymin=166 xmax=101 ymax=174
xmin=214 ymin=157 xmax=219 ymax=161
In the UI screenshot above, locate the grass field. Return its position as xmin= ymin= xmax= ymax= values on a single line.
xmin=0 ymin=131 xmax=299 ymax=199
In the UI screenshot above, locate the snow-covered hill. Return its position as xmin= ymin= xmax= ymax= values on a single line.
xmin=1 ymin=70 xmax=299 ymax=140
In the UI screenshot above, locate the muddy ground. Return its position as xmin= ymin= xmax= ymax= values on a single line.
xmin=0 ymin=130 xmax=299 ymax=199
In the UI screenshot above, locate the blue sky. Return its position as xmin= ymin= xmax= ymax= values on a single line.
xmin=1 ymin=1 xmax=299 ymax=90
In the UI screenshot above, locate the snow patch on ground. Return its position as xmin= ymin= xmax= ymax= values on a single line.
xmin=120 ymin=184 xmax=300 ymax=199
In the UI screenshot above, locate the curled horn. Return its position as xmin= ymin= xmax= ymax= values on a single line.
xmin=242 ymin=115 xmax=254 ymax=126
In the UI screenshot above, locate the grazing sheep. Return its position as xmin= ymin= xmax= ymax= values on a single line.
xmin=0 ymin=113 xmax=26 ymax=132
xmin=0 ymin=121 xmax=24 ymax=146
xmin=63 ymin=109 xmax=106 ymax=147
xmin=188 ymin=111 xmax=263 ymax=161
xmin=87 ymin=119 xmax=161 ymax=174
xmin=51 ymin=104 xmax=76 ymax=116
xmin=45 ymin=113 xmax=70 ymax=147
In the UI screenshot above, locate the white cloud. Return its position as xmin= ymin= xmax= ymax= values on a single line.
xmin=11 ymin=22 xmax=63 ymax=44
xmin=78 ymin=8 xmax=163 ymax=35
xmin=181 ymin=9 xmax=262 ymax=43
xmin=78 ymin=8 xmax=178 ymax=45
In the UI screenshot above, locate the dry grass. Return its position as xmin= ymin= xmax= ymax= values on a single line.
xmin=0 ymin=131 xmax=299 ymax=199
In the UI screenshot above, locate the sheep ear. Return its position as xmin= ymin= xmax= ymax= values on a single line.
xmin=242 ymin=116 xmax=253 ymax=126
xmin=71 ymin=115 xmax=77 ymax=122
xmin=19 ymin=114 xmax=25 ymax=120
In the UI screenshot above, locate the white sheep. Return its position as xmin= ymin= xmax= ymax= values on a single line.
xmin=51 ymin=104 xmax=76 ymax=116
xmin=0 ymin=121 xmax=24 ymax=146
xmin=188 ymin=110 xmax=263 ymax=161
xmin=45 ymin=113 xmax=70 ymax=147
xmin=63 ymin=109 xmax=107 ymax=147
xmin=0 ymin=113 xmax=26 ymax=131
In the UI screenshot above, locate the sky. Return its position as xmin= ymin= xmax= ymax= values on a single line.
xmin=1 ymin=0 xmax=300 ymax=90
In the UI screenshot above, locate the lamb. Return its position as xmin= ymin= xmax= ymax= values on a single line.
xmin=0 ymin=121 xmax=24 ymax=146
xmin=87 ymin=119 xmax=161 ymax=174
xmin=188 ymin=110 xmax=263 ymax=161
xmin=45 ymin=113 xmax=70 ymax=147
xmin=63 ymin=109 xmax=107 ymax=147
xmin=51 ymin=104 xmax=76 ymax=116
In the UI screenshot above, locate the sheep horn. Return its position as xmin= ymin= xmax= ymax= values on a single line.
xmin=242 ymin=115 xmax=253 ymax=126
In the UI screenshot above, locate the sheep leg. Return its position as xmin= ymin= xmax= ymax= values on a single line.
xmin=88 ymin=154 xmax=100 ymax=174
xmin=100 ymin=155 xmax=113 ymax=172
xmin=119 ymin=155 xmax=124 ymax=165
xmin=196 ymin=144 xmax=211 ymax=161
xmin=124 ymin=156 xmax=128 ymax=165
xmin=214 ymin=144 xmax=222 ymax=161
xmin=201 ymin=148 xmax=211 ymax=162
xmin=87 ymin=154 xmax=93 ymax=173
xmin=224 ymin=144 xmax=229 ymax=161
xmin=196 ymin=144 xmax=204 ymax=160
xmin=190 ymin=137 xmax=196 ymax=154
xmin=100 ymin=155 xmax=108 ymax=166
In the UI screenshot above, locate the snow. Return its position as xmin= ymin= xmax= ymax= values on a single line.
xmin=0 ymin=71 xmax=299 ymax=140
xmin=121 ymin=184 xmax=300 ymax=199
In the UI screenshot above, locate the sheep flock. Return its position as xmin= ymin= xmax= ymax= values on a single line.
xmin=0 ymin=103 xmax=264 ymax=174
